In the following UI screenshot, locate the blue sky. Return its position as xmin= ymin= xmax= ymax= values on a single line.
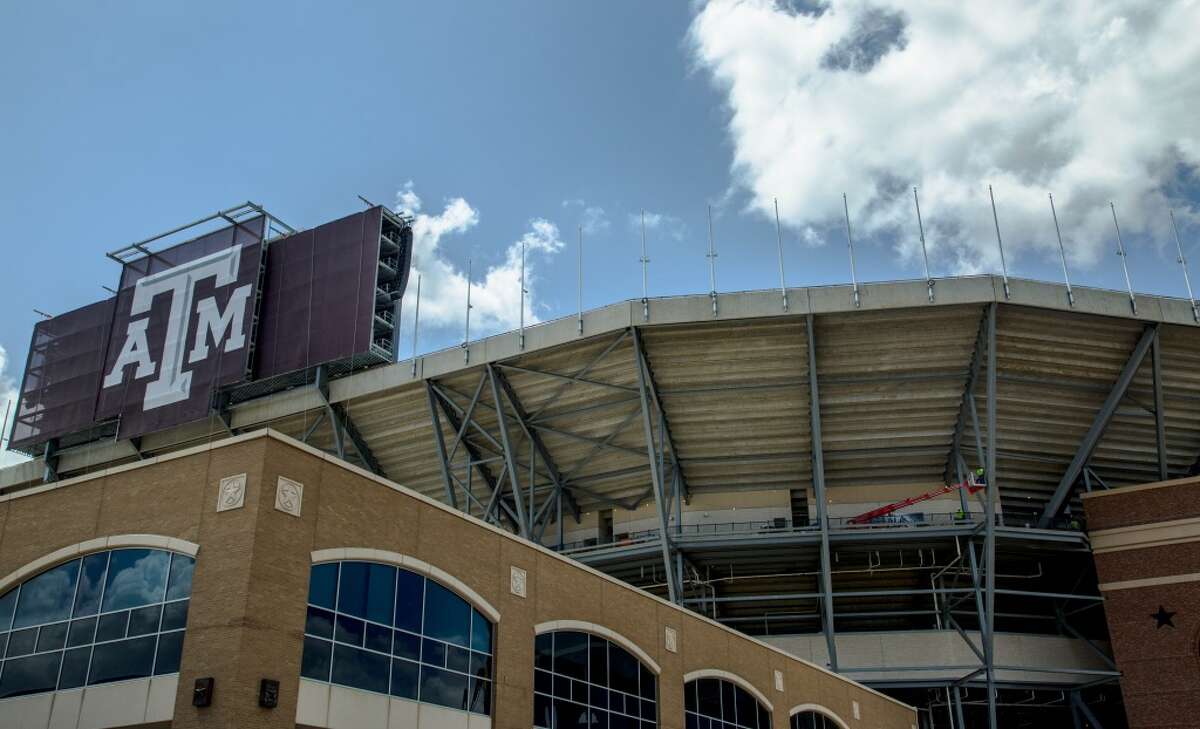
xmin=2 ymin=1 xmax=1199 ymax=456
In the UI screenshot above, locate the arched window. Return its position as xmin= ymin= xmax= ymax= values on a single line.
xmin=301 ymin=561 xmax=494 ymax=717
xmin=684 ymin=676 xmax=771 ymax=729
xmin=533 ymin=629 xmax=657 ymax=728
xmin=0 ymin=548 xmax=194 ymax=699
xmin=791 ymin=709 xmax=842 ymax=729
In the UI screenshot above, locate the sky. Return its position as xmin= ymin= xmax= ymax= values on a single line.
xmin=2 ymin=1 xmax=1199 ymax=465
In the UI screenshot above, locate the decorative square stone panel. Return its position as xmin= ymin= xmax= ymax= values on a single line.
xmin=216 ymin=473 xmax=246 ymax=512
xmin=853 ymin=700 xmax=861 ymax=720
xmin=773 ymin=669 xmax=784 ymax=692
xmin=664 ymin=627 xmax=678 ymax=654
xmin=274 ymin=476 xmax=304 ymax=517
xmin=510 ymin=565 xmax=528 ymax=598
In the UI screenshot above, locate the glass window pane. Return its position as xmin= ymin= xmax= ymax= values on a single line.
xmin=553 ymin=631 xmax=588 ymax=681
xmin=161 ymin=600 xmax=189 ymax=632
xmin=59 ymin=646 xmax=91 ymax=689
xmin=73 ymin=553 xmax=108 ymax=618
xmin=589 ymin=635 xmax=608 ymax=686
xmin=7 ymin=628 xmax=37 ymax=657
xmin=308 ymin=563 xmax=338 ymax=610
xmin=390 ymin=657 xmax=419 ymax=700
xmin=366 ymin=623 xmax=391 ymax=654
xmin=420 ymin=665 xmax=469 ymax=710
xmin=392 ymin=630 xmax=420 ymax=661
xmin=96 ymin=611 xmax=127 ymax=642
xmin=697 ymin=679 xmax=722 ymax=718
xmin=128 ymin=604 xmax=162 ymax=637
xmin=13 ymin=559 xmax=80 ymax=629
xmin=469 ymin=651 xmax=491 ymax=678
xmin=685 ymin=680 xmax=698 ymax=712
xmin=534 ymin=692 xmax=554 ymax=728
xmin=88 ymin=635 xmax=156 ymax=685
xmin=422 ymin=581 xmax=470 ymax=647
xmin=331 ymin=644 xmax=389 ymax=694
xmin=610 ymin=644 xmax=639 ymax=695
xmin=301 ymin=637 xmax=332 ymax=681
xmin=336 ymin=562 xmax=369 ymax=619
xmin=165 ymin=554 xmax=195 ymax=601
xmin=534 ymin=632 xmax=553 ymax=670
xmin=36 ymin=622 xmax=68 ymax=652
xmin=334 ymin=614 xmax=364 ymax=647
xmin=68 ymin=617 xmax=96 ymax=648
xmin=0 ymin=589 xmax=17 ymax=631
xmin=640 ymin=664 xmax=656 ymax=700
xmin=101 ymin=550 xmax=169 ymax=612
xmin=554 ymin=698 xmax=586 ymax=729
xmin=154 ymin=631 xmax=184 ymax=675
xmin=306 ymin=607 xmax=334 ymax=640
xmin=469 ymin=676 xmax=491 ymax=715
xmin=446 ymin=644 xmax=470 ymax=673
xmin=0 ymin=651 xmax=61 ymax=698
xmin=365 ymin=564 xmax=396 ymax=625
xmin=422 ymin=638 xmax=446 ymax=667
xmin=470 ymin=610 xmax=492 ymax=654
xmin=394 ymin=569 xmax=423 ymax=632
xmin=721 ymin=682 xmax=736 ymax=722
xmin=734 ymin=685 xmax=757 ymax=727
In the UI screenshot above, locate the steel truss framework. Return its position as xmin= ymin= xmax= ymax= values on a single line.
xmin=412 ymin=309 xmax=1171 ymax=724
xmin=406 ymin=310 xmax=1168 ymax=728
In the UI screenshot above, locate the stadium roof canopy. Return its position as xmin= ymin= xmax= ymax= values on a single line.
xmin=6 ymin=275 xmax=1198 ymax=527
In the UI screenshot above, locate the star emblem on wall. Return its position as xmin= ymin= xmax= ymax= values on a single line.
xmin=1152 ymin=605 xmax=1176 ymax=629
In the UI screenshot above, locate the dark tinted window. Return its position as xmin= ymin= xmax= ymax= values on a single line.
xmin=533 ymin=630 xmax=657 ymax=728
xmin=685 ymin=677 xmax=769 ymax=729
xmin=101 ymin=549 xmax=170 ymax=612
xmin=13 ymin=560 xmax=80 ymax=629
xmin=301 ymin=561 xmax=494 ymax=716
xmin=791 ymin=710 xmax=840 ymax=729
xmin=0 ymin=548 xmax=193 ymax=700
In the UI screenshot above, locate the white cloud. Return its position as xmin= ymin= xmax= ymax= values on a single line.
xmin=689 ymin=0 xmax=1200 ymax=273
xmin=0 ymin=346 xmax=29 ymax=468
xmin=563 ymin=199 xmax=610 ymax=235
xmin=631 ymin=211 xmax=688 ymax=241
xmin=395 ymin=185 xmax=565 ymax=350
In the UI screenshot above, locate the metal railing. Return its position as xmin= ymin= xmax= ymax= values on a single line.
xmin=550 ymin=511 xmax=1060 ymax=555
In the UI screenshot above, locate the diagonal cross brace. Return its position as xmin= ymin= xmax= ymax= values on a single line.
xmin=315 ymin=365 xmax=384 ymax=478
xmin=492 ymin=366 xmax=582 ymax=524
xmin=1039 ymin=324 xmax=1158 ymax=527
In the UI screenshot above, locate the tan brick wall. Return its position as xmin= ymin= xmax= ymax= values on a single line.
xmin=0 ymin=431 xmax=916 ymax=729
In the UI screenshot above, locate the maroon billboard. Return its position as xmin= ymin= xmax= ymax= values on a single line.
xmin=9 ymin=205 xmax=410 ymax=454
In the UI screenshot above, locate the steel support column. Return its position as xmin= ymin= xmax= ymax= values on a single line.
xmin=1039 ymin=324 xmax=1158 ymax=526
xmin=632 ymin=328 xmax=681 ymax=604
xmin=984 ymin=302 xmax=998 ymax=729
xmin=426 ymin=382 xmax=459 ymax=510
xmin=806 ymin=313 xmax=839 ymax=672
xmin=487 ymin=365 xmax=530 ymax=539
xmin=316 ymin=365 xmax=384 ymax=477
xmin=1071 ymin=692 xmax=1106 ymax=729
xmin=42 ymin=439 xmax=59 ymax=483
xmin=1152 ymin=328 xmax=1169 ymax=481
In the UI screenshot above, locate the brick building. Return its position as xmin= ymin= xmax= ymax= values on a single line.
xmin=0 ymin=430 xmax=915 ymax=729
xmin=1085 ymin=476 xmax=1200 ymax=729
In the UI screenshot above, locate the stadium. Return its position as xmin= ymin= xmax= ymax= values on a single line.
xmin=2 ymin=205 xmax=1198 ymax=728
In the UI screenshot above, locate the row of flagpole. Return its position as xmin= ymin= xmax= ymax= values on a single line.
xmin=401 ymin=190 xmax=1200 ymax=368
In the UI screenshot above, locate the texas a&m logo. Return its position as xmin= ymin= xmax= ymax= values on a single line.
xmin=102 ymin=246 xmax=252 ymax=410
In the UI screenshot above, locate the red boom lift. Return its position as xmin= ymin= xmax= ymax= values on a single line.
xmin=848 ymin=470 xmax=985 ymax=525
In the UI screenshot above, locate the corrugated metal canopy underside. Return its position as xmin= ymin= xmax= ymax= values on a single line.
xmin=253 ymin=293 xmax=1200 ymax=522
